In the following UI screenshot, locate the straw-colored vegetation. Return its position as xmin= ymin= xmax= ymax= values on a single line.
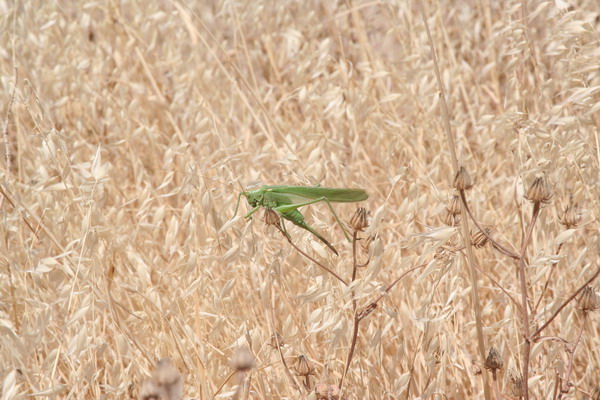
xmin=1 ymin=1 xmax=599 ymax=399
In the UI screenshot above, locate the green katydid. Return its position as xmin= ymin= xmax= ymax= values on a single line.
xmin=233 ymin=185 xmax=369 ymax=255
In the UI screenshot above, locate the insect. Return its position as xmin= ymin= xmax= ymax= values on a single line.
xmin=234 ymin=185 xmax=369 ymax=255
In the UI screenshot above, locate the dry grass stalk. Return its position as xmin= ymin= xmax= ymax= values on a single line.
xmin=1 ymin=1 xmax=599 ymax=399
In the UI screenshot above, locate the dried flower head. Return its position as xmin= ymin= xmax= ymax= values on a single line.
xmin=559 ymin=202 xmax=581 ymax=229
xmin=453 ymin=167 xmax=473 ymax=191
xmin=140 ymin=359 xmax=183 ymax=400
xmin=263 ymin=208 xmax=281 ymax=227
xmin=471 ymin=228 xmax=491 ymax=249
xmin=349 ymin=207 xmax=369 ymax=231
xmin=230 ymin=346 xmax=256 ymax=372
xmin=525 ymin=175 xmax=552 ymax=204
xmin=315 ymin=383 xmax=341 ymax=400
xmin=443 ymin=209 xmax=460 ymax=226
xmin=509 ymin=369 xmax=524 ymax=397
xmin=484 ymin=347 xmax=503 ymax=372
xmin=447 ymin=194 xmax=462 ymax=215
xmin=590 ymin=386 xmax=600 ymax=400
xmin=294 ymin=355 xmax=315 ymax=377
xmin=269 ymin=332 xmax=285 ymax=349
xmin=577 ymin=286 xmax=599 ymax=312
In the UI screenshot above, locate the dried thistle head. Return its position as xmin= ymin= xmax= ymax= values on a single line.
xmin=446 ymin=194 xmax=462 ymax=215
xmin=471 ymin=228 xmax=491 ymax=249
xmin=453 ymin=167 xmax=473 ymax=191
xmin=361 ymin=234 xmax=377 ymax=253
xmin=263 ymin=209 xmax=281 ymax=227
xmin=294 ymin=354 xmax=315 ymax=377
xmin=525 ymin=175 xmax=552 ymax=204
xmin=484 ymin=347 xmax=503 ymax=372
xmin=577 ymin=286 xmax=599 ymax=312
xmin=443 ymin=209 xmax=461 ymax=226
xmin=139 ymin=359 xmax=183 ymax=400
xmin=315 ymin=383 xmax=341 ymax=400
xmin=559 ymin=202 xmax=581 ymax=229
xmin=509 ymin=369 xmax=524 ymax=397
xmin=349 ymin=207 xmax=369 ymax=232
xmin=230 ymin=346 xmax=256 ymax=372
xmin=269 ymin=332 xmax=285 ymax=349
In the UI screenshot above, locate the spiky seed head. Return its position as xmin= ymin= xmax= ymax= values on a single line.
xmin=509 ymin=369 xmax=524 ymax=397
xmin=230 ymin=346 xmax=255 ymax=372
xmin=590 ymin=386 xmax=600 ymax=400
xmin=294 ymin=355 xmax=315 ymax=377
xmin=453 ymin=167 xmax=473 ymax=191
xmin=559 ymin=203 xmax=581 ymax=229
xmin=577 ymin=286 xmax=599 ymax=312
xmin=484 ymin=347 xmax=503 ymax=372
xmin=349 ymin=207 xmax=370 ymax=232
xmin=525 ymin=175 xmax=552 ymax=204
xmin=471 ymin=228 xmax=491 ymax=249
xmin=447 ymin=194 xmax=462 ymax=215
xmin=315 ymin=383 xmax=341 ymax=400
xmin=443 ymin=209 xmax=460 ymax=226
xmin=269 ymin=332 xmax=285 ymax=349
xmin=263 ymin=209 xmax=280 ymax=227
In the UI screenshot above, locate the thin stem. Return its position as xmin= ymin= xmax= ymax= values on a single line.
xmin=558 ymin=314 xmax=586 ymax=399
xmin=339 ymin=312 xmax=360 ymax=392
xmin=276 ymin=226 xmax=348 ymax=286
xmin=517 ymin=202 xmax=540 ymax=400
xmin=460 ymin=192 xmax=519 ymax=259
xmin=531 ymin=266 xmax=600 ymax=339
xmin=472 ymin=259 xmax=523 ymax=314
xmin=351 ymin=230 xmax=359 ymax=312
xmin=533 ymin=243 xmax=564 ymax=313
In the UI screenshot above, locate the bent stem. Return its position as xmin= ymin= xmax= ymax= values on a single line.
xmin=276 ymin=225 xmax=349 ymax=286
xmin=460 ymin=191 xmax=519 ymax=259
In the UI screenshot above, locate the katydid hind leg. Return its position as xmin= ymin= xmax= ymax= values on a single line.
xmin=282 ymin=210 xmax=339 ymax=255
xmin=275 ymin=196 xmax=353 ymax=243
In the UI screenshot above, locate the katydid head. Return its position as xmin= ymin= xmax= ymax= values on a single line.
xmin=242 ymin=189 xmax=263 ymax=208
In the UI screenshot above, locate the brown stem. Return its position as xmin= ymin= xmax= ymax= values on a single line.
xmin=558 ymin=314 xmax=586 ymax=399
xmin=351 ymin=230 xmax=359 ymax=312
xmin=551 ymin=371 xmax=560 ymax=400
xmin=472 ymin=260 xmax=523 ymax=314
xmin=533 ymin=243 xmax=564 ymax=313
xmin=460 ymin=191 xmax=519 ymax=259
xmin=339 ymin=312 xmax=360 ymax=391
xmin=530 ymin=266 xmax=600 ymax=339
xmin=518 ymin=202 xmax=540 ymax=400
xmin=277 ymin=226 xmax=348 ymax=286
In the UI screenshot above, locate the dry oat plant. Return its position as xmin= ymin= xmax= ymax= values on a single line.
xmin=1 ymin=0 xmax=600 ymax=399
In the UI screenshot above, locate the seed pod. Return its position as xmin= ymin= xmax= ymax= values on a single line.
xmin=443 ymin=209 xmax=460 ymax=226
xmin=294 ymin=355 xmax=315 ymax=377
xmin=559 ymin=202 xmax=581 ymax=229
xmin=269 ymin=332 xmax=285 ymax=349
xmin=509 ymin=369 xmax=524 ymax=397
xmin=349 ymin=207 xmax=369 ymax=232
xmin=484 ymin=347 xmax=503 ymax=372
xmin=315 ymin=383 xmax=341 ymax=400
xmin=453 ymin=167 xmax=473 ymax=191
xmin=577 ymin=286 xmax=599 ymax=312
xmin=230 ymin=346 xmax=256 ymax=372
xmin=471 ymin=228 xmax=491 ymax=249
xmin=525 ymin=175 xmax=552 ymax=204
xmin=447 ymin=194 xmax=462 ymax=215
xmin=263 ymin=209 xmax=281 ymax=227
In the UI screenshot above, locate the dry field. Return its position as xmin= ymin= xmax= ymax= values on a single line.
xmin=1 ymin=0 xmax=600 ymax=399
